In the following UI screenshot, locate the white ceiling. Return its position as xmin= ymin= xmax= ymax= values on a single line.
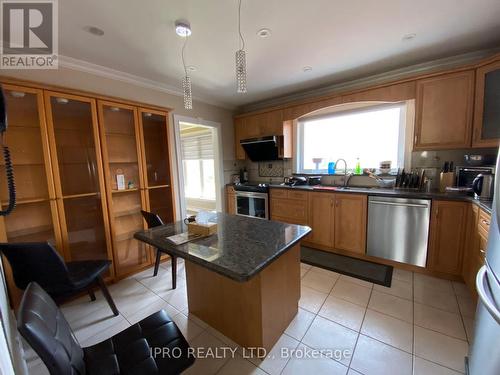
xmin=60 ymin=0 xmax=500 ymax=109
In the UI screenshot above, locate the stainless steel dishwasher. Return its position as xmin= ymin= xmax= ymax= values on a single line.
xmin=367 ymin=196 xmax=431 ymax=267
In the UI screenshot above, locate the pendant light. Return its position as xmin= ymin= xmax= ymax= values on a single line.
xmin=175 ymin=20 xmax=193 ymax=109
xmin=236 ymin=0 xmax=247 ymax=93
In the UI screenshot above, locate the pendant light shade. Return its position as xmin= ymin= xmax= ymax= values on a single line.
xmin=236 ymin=0 xmax=247 ymax=93
xmin=182 ymin=75 xmax=193 ymax=110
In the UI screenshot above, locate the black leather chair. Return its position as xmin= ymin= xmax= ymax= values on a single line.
xmin=17 ymin=282 xmax=195 ymax=375
xmin=0 ymin=242 xmax=119 ymax=316
xmin=141 ymin=210 xmax=178 ymax=289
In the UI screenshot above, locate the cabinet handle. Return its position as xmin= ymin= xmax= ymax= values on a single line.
xmin=414 ymin=135 xmax=418 ymax=145
xmin=481 ymin=219 xmax=490 ymax=226
xmin=335 ymin=200 xmax=339 ymax=207
xmin=435 ymin=208 xmax=439 ymax=219
xmin=479 ymin=249 xmax=486 ymax=255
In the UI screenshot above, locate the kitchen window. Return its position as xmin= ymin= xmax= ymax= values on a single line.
xmin=296 ymin=103 xmax=407 ymax=173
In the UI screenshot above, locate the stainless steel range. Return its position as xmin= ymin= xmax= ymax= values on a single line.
xmin=234 ymin=183 xmax=269 ymax=220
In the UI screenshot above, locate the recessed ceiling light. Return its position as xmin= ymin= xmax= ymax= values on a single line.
xmin=257 ymin=28 xmax=271 ymax=38
xmin=402 ymin=33 xmax=416 ymax=41
xmin=303 ymin=66 xmax=312 ymax=73
xmin=83 ymin=25 xmax=104 ymax=36
xmin=175 ymin=20 xmax=192 ymax=37
xmin=187 ymin=65 xmax=197 ymax=72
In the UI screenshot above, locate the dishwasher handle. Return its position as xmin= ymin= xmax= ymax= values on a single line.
xmin=369 ymin=200 xmax=429 ymax=208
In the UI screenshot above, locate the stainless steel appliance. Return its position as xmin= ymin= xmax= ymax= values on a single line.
xmin=367 ymin=196 xmax=431 ymax=267
xmin=467 ymin=150 xmax=500 ymax=375
xmin=472 ymin=173 xmax=495 ymax=201
xmin=240 ymin=136 xmax=283 ymax=161
xmin=456 ymin=166 xmax=495 ymax=189
xmin=234 ymin=183 xmax=269 ymax=220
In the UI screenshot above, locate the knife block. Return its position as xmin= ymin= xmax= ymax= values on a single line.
xmin=439 ymin=172 xmax=455 ymax=193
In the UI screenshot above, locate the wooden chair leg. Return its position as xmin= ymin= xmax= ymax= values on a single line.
xmin=171 ymin=255 xmax=177 ymax=290
xmin=153 ymin=249 xmax=162 ymax=277
xmin=88 ymin=288 xmax=96 ymax=301
xmin=97 ymin=276 xmax=119 ymax=316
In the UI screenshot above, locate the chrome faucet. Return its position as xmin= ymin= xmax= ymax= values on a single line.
xmin=334 ymin=158 xmax=352 ymax=187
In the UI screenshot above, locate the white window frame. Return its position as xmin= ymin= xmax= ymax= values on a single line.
xmin=295 ymin=102 xmax=407 ymax=174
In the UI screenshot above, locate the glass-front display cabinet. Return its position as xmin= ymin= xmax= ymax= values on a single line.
xmin=44 ymin=91 xmax=113 ymax=275
xmin=98 ymin=101 xmax=150 ymax=276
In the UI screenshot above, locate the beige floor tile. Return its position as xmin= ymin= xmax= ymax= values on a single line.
xmin=350 ymin=334 xmax=412 ymax=375
xmin=249 ymin=333 xmax=300 ymax=375
xmin=309 ymin=265 xmax=340 ymax=278
xmin=373 ymin=278 xmax=412 ymax=300
xmin=301 ymin=267 xmax=309 ymax=278
xmin=79 ymin=318 xmax=131 ymax=347
xmin=161 ymin=284 xmax=189 ymax=311
xmin=302 ymin=269 xmax=339 ymax=293
xmin=299 ymin=285 xmax=328 ymax=313
xmin=285 ymin=307 xmax=316 ymax=340
xmin=282 ymin=343 xmax=348 ymax=375
xmin=452 ymin=281 xmax=471 ymax=298
xmin=361 ymin=309 xmax=413 ymax=353
xmin=456 ymin=293 xmax=476 ymax=318
xmin=414 ymin=284 xmax=460 ymax=314
xmin=108 ymin=278 xmax=165 ymax=318
xmin=125 ymin=298 xmax=179 ymax=325
xmin=339 ymin=274 xmax=373 ymax=288
xmin=217 ymin=355 xmax=266 ymax=375
xmin=368 ymin=290 xmax=413 ymax=323
xmin=392 ymin=268 xmax=413 ymax=284
xmin=414 ymin=273 xmax=454 ymax=295
xmin=331 ymin=279 xmax=372 ymax=307
xmin=301 ymin=262 xmax=312 ymax=270
xmin=413 ymin=356 xmax=462 ymax=375
xmin=302 ymin=316 xmax=358 ymax=366
xmin=171 ymin=312 xmax=205 ymax=341
xmin=347 ymin=369 xmax=363 ymax=375
xmin=136 ymin=270 xmax=187 ymax=299
xmin=463 ymin=317 xmax=475 ymax=342
xmin=414 ymin=326 xmax=468 ymax=373
xmin=318 ymin=295 xmax=366 ymax=331
xmin=414 ymin=303 xmax=466 ymax=340
xmin=183 ymin=331 xmax=230 ymax=375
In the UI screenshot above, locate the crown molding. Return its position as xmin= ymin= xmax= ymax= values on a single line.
xmin=239 ymin=47 xmax=500 ymax=113
xmin=58 ymin=55 xmax=236 ymax=110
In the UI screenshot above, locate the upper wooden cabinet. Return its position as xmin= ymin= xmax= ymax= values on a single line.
xmin=472 ymin=60 xmax=500 ymax=147
xmin=234 ymin=109 xmax=285 ymax=160
xmin=414 ymin=71 xmax=475 ymax=150
xmin=334 ymin=194 xmax=367 ymax=254
xmin=427 ymin=200 xmax=468 ymax=276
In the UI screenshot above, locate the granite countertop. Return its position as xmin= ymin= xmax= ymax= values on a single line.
xmin=268 ymin=184 xmax=493 ymax=214
xmin=134 ymin=213 xmax=311 ymax=282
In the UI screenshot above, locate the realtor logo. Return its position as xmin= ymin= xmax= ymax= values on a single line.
xmin=1 ymin=0 xmax=58 ymax=69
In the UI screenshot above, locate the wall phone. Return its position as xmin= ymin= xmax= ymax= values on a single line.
xmin=0 ymin=86 xmax=16 ymax=216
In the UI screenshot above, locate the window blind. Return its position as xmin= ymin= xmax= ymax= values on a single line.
xmin=180 ymin=129 xmax=214 ymax=160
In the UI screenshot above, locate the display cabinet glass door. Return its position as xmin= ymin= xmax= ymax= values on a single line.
xmin=98 ymin=101 xmax=150 ymax=276
xmin=139 ymin=109 xmax=175 ymax=224
xmin=45 ymin=92 xmax=112 ymax=270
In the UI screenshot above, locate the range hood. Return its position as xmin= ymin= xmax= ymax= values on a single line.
xmin=240 ymin=135 xmax=282 ymax=161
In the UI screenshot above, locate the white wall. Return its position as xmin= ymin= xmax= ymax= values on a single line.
xmin=1 ymin=67 xmax=238 ymax=217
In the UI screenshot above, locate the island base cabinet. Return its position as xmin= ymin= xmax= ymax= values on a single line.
xmin=185 ymin=244 xmax=300 ymax=351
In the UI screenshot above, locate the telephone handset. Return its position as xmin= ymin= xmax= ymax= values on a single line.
xmin=0 ymin=86 xmax=16 ymax=216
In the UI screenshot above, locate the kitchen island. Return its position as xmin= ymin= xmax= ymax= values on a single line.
xmin=134 ymin=213 xmax=311 ymax=351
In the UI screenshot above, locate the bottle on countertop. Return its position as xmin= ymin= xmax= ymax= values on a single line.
xmin=239 ymin=168 xmax=244 ymax=183
xmin=355 ymin=158 xmax=362 ymax=175
xmin=243 ymin=167 xmax=248 ymax=182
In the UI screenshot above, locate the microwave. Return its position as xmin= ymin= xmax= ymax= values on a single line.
xmin=456 ymin=166 xmax=495 ymax=188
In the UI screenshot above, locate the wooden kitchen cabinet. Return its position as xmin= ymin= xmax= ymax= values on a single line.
xmin=234 ymin=118 xmax=246 ymax=160
xmin=334 ymin=194 xmax=367 ymax=254
xmin=427 ymin=200 xmax=468 ymax=276
xmin=307 ymin=192 xmax=334 ymax=248
xmin=269 ymin=188 xmax=308 ymax=225
xmin=414 ymin=71 xmax=474 ymax=150
xmin=472 ymin=60 xmax=500 ymax=147
xmin=226 ymin=185 xmax=236 ymax=214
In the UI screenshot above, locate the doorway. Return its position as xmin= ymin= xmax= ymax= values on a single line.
xmin=173 ymin=115 xmax=224 ymax=218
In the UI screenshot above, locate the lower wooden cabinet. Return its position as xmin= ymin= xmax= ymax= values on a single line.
xmin=270 ymin=188 xmax=308 ymax=225
xmin=334 ymin=194 xmax=367 ymax=254
xmin=427 ymin=200 xmax=468 ymax=275
xmin=226 ymin=186 xmax=236 ymax=214
xmin=305 ymin=192 xmax=333 ymax=247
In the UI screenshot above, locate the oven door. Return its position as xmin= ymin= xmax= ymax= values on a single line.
xmin=235 ymin=191 xmax=269 ymax=219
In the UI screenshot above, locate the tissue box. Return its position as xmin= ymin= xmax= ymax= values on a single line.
xmin=187 ymin=222 xmax=218 ymax=236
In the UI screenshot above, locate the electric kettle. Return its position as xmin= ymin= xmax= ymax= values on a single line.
xmin=472 ymin=173 xmax=495 ymax=201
